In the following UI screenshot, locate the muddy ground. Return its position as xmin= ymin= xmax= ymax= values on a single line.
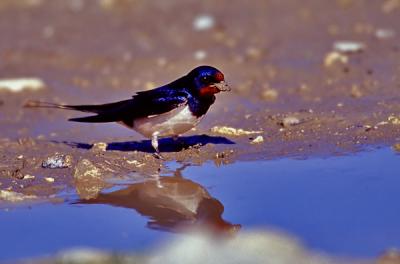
xmin=0 ymin=0 xmax=400 ymax=200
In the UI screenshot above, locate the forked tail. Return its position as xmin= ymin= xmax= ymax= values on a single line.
xmin=24 ymin=100 xmax=71 ymax=109
xmin=24 ymin=99 xmax=131 ymax=123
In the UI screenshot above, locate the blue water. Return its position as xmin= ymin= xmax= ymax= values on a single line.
xmin=185 ymin=148 xmax=400 ymax=257
xmin=1 ymin=148 xmax=399 ymax=261
xmin=0 ymin=203 xmax=175 ymax=261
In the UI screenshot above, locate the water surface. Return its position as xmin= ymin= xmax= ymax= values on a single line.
xmin=1 ymin=148 xmax=399 ymax=261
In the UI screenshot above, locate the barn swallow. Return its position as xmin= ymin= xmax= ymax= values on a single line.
xmin=26 ymin=65 xmax=230 ymax=158
xmin=76 ymin=175 xmax=240 ymax=233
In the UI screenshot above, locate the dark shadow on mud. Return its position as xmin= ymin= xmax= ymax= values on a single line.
xmin=59 ymin=134 xmax=235 ymax=153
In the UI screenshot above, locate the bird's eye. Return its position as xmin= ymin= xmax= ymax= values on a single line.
xmin=202 ymin=76 xmax=210 ymax=82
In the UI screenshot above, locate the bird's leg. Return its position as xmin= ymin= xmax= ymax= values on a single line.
xmin=153 ymin=172 xmax=163 ymax=188
xmin=151 ymin=132 xmax=164 ymax=159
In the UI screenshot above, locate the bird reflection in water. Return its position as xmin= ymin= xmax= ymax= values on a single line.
xmin=76 ymin=166 xmax=240 ymax=234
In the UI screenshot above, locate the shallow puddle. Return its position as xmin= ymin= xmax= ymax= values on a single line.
xmin=1 ymin=148 xmax=399 ymax=262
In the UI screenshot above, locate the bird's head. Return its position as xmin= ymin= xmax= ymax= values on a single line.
xmin=187 ymin=65 xmax=231 ymax=97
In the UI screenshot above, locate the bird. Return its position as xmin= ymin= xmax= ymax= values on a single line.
xmin=76 ymin=175 xmax=240 ymax=233
xmin=26 ymin=65 xmax=231 ymax=158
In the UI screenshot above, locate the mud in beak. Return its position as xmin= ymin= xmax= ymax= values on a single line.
xmin=212 ymin=81 xmax=231 ymax=92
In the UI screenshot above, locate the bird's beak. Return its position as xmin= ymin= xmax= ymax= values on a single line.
xmin=212 ymin=81 xmax=231 ymax=92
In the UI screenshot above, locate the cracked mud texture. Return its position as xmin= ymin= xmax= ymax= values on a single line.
xmin=1 ymin=0 xmax=400 ymax=199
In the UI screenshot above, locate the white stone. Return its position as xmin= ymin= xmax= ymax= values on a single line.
xmin=324 ymin=51 xmax=349 ymax=67
xmin=375 ymin=28 xmax=396 ymax=39
xmin=251 ymin=136 xmax=264 ymax=144
xmin=193 ymin=15 xmax=215 ymax=31
xmin=23 ymin=174 xmax=35 ymax=180
xmin=281 ymin=116 xmax=301 ymax=127
xmin=45 ymin=177 xmax=55 ymax=183
xmin=0 ymin=190 xmax=37 ymax=202
xmin=333 ymin=41 xmax=365 ymax=53
xmin=194 ymin=50 xmax=207 ymax=61
xmin=0 ymin=78 xmax=45 ymax=92
xmin=211 ymin=126 xmax=263 ymax=136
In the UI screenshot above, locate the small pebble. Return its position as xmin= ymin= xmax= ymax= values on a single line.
xmin=45 ymin=177 xmax=55 ymax=183
xmin=42 ymin=154 xmax=73 ymax=169
xmin=324 ymin=51 xmax=348 ymax=67
xmin=0 ymin=78 xmax=46 ymax=92
xmin=279 ymin=116 xmax=301 ymax=127
xmin=23 ymin=174 xmax=35 ymax=180
xmin=250 ymin=136 xmax=264 ymax=144
xmin=193 ymin=15 xmax=215 ymax=31
xmin=194 ymin=50 xmax=207 ymax=61
xmin=245 ymin=47 xmax=263 ymax=59
xmin=388 ymin=115 xmax=400 ymax=125
xmin=211 ymin=126 xmax=263 ymax=136
xmin=376 ymin=121 xmax=389 ymax=126
xmin=350 ymin=85 xmax=363 ymax=98
xmin=261 ymin=89 xmax=279 ymax=101
xmin=375 ymin=28 xmax=396 ymax=39
xmin=333 ymin=41 xmax=365 ymax=53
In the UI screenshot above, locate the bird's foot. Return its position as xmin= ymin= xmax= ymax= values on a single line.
xmin=156 ymin=180 xmax=164 ymax=188
xmin=152 ymin=173 xmax=164 ymax=188
xmin=153 ymin=152 xmax=165 ymax=160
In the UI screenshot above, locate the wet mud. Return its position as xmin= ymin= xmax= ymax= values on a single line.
xmin=1 ymin=0 xmax=399 ymax=199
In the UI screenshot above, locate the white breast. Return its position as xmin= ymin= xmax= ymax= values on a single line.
xmin=132 ymin=105 xmax=202 ymax=138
